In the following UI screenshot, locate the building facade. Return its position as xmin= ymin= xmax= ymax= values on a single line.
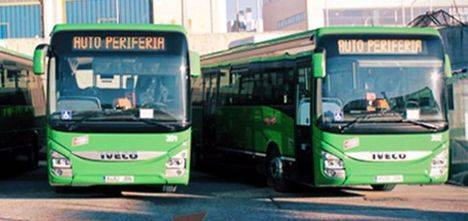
xmin=262 ymin=0 xmax=307 ymax=31
xmin=0 ymin=0 xmax=227 ymax=39
xmin=0 ymin=0 xmax=42 ymax=38
xmin=263 ymin=0 xmax=468 ymax=31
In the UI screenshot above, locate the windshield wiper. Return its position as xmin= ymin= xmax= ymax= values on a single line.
xmin=64 ymin=111 xmax=106 ymax=131
xmin=61 ymin=109 xmax=177 ymax=131
xmin=383 ymin=111 xmax=441 ymax=131
xmin=399 ymin=119 xmax=440 ymax=131
xmin=118 ymin=109 xmax=177 ymax=131
xmin=134 ymin=118 xmax=176 ymax=130
xmin=339 ymin=113 xmax=374 ymax=133
xmin=338 ymin=111 xmax=441 ymax=133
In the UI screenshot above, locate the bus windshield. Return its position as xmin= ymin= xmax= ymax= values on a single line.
xmin=48 ymin=31 xmax=189 ymax=130
xmin=319 ymin=35 xmax=447 ymax=133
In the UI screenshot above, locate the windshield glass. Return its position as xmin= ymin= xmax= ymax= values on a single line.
xmin=319 ymin=35 xmax=447 ymax=132
xmin=49 ymin=31 xmax=189 ymax=129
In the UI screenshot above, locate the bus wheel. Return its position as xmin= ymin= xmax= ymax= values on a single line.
xmin=266 ymin=149 xmax=292 ymax=192
xmin=161 ymin=185 xmax=177 ymax=193
xmin=371 ymin=184 xmax=396 ymax=191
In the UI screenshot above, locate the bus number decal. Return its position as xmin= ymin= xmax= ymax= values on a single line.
xmin=166 ymin=135 xmax=178 ymax=143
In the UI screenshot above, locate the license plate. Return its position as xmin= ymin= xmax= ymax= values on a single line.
xmin=104 ymin=176 xmax=134 ymax=183
xmin=374 ymin=175 xmax=403 ymax=183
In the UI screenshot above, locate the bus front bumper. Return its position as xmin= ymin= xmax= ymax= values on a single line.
xmin=314 ymin=146 xmax=449 ymax=187
xmin=48 ymin=144 xmax=190 ymax=187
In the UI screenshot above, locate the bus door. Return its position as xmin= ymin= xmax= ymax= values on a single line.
xmin=294 ymin=61 xmax=314 ymax=183
xmin=203 ymin=71 xmax=219 ymax=147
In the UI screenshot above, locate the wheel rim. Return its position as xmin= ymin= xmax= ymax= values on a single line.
xmin=269 ymin=157 xmax=283 ymax=181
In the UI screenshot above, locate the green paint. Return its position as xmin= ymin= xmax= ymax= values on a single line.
xmin=203 ymin=26 xmax=440 ymax=60
xmin=47 ymin=128 xmax=191 ymax=186
xmin=45 ymin=24 xmax=192 ymax=187
xmin=51 ymin=24 xmax=186 ymax=35
xmin=197 ymin=26 xmax=449 ymax=188
xmin=213 ymin=106 xmax=295 ymax=157
xmin=33 ymin=44 xmax=48 ymax=75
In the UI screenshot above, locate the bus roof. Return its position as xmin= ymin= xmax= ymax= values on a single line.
xmin=202 ymin=26 xmax=441 ymax=68
xmin=51 ymin=24 xmax=187 ymax=35
xmin=0 ymin=46 xmax=32 ymax=67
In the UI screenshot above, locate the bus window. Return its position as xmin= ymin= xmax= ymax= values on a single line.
xmin=218 ymin=69 xmax=230 ymax=105
xmin=18 ymin=70 xmax=28 ymax=89
xmin=239 ymin=74 xmax=254 ymax=104
xmin=191 ymin=76 xmax=203 ymax=105
xmin=264 ymin=70 xmax=294 ymax=105
xmin=297 ymin=66 xmax=312 ymax=126
xmin=229 ymin=72 xmax=241 ymax=105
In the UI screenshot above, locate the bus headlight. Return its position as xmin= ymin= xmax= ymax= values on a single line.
xmin=322 ymin=151 xmax=345 ymax=179
xmin=430 ymin=149 xmax=448 ymax=178
xmin=165 ymin=149 xmax=188 ymax=178
xmin=51 ymin=151 xmax=72 ymax=177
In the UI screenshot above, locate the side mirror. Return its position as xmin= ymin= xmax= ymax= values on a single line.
xmin=313 ymin=51 xmax=326 ymax=78
xmin=452 ymin=68 xmax=467 ymax=76
xmin=189 ymin=51 xmax=201 ymax=78
xmin=444 ymin=54 xmax=452 ymax=78
xmin=33 ymin=44 xmax=49 ymax=75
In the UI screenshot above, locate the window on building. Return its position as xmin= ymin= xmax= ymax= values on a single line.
xmin=277 ymin=12 xmax=306 ymax=30
xmin=66 ymin=0 xmax=152 ymax=24
xmin=0 ymin=2 xmax=42 ymax=39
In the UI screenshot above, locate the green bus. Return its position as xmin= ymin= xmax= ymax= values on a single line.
xmin=1 ymin=47 xmax=45 ymax=168
xmin=192 ymin=27 xmax=451 ymax=192
xmin=33 ymin=24 xmax=200 ymax=193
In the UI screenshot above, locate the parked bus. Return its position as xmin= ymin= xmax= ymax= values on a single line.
xmin=192 ymin=27 xmax=451 ymax=192
xmin=33 ymin=24 xmax=200 ymax=193
xmin=0 ymin=47 xmax=45 ymax=169
xmin=447 ymin=70 xmax=468 ymax=186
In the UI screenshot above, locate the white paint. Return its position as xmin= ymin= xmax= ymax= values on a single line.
xmin=43 ymin=0 xmax=66 ymax=37
xmin=346 ymin=151 xmax=432 ymax=162
xmin=374 ymin=175 xmax=403 ymax=183
xmin=72 ymin=135 xmax=89 ymax=147
xmin=431 ymin=134 xmax=443 ymax=142
xmin=343 ymin=138 xmax=360 ymax=150
xmin=139 ymin=109 xmax=154 ymax=119
xmin=166 ymin=135 xmax=178 ymax=143
xmin=465 ymin=112 xmax=468 ymax=139
xmin=406 ymin=109 xmax=421 ymax=120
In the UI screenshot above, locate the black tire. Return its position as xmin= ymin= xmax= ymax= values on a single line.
xmin=266 ymin=148 xmax=293 ymax=193
xmin=371 ymin=184 xmax=396 ymax=191
xmin=27 ymin=134 xmax=39 ymax=169
xmin=53 ymin=186 xmax=72 ymax=194
xmin=191 ymin=148 xmax=200 ymax=169
xmin=161 ymin=185 xmax=177 ymax=193
xmin=102 ymin=188 xmax=122 ymax=197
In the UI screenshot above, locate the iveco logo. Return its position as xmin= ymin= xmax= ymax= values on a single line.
xmin=372 ymin=153 xmax=407 ymax=161
xmin=100 ymin=152 xmax=138 ymax=161
xmin=346 ymin=151 xmax=431 ymax=162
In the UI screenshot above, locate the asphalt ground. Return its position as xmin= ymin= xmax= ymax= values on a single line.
xmin=0 ymin=159 xmax=467 ymax=221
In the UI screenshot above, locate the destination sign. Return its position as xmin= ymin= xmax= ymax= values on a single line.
xmin=72 ymin=36 xmax=166 ymax=51
xmin=338 ymin=39 xmax=423 ymax=54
